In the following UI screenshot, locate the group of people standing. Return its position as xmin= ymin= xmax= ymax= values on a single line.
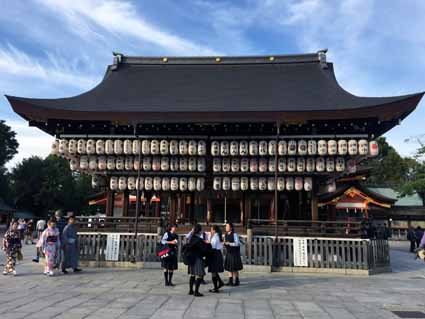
xmin=160 ymin=222 xmax=243 ymax=297
xmin=407 ymin=226 xmax=425 ymax=253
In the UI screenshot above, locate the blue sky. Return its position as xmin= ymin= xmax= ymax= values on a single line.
xmin=1 ymin=0 xmax=424 ymax=168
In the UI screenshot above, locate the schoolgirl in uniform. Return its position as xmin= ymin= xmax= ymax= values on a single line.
xmin=160 ymin=224 xmax=178 ymax=286
xmin=224 ymin=222 xmax=243 ymax=286
xmin=207 ymin=225 xmax=224 ymax=292
xmin=187 ymin=224 xmax=209 ymax=297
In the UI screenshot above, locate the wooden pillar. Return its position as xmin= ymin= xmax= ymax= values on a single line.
xmin=155 ymin=201 xmax=160 ymax=218
xmin=123 ymin=191 xmax=129 ymax=217
xmin=244 ymin=197 xmax=251 ymax=227
xmin=105 ymin=189 xmax=114 ymax=217
xmin=177 ymin=194 xmax=182 ymax=223
xmin=170 ymin=195 xmax=176 ymax=225
xmin=207 ymin=199 xmax=212 ymax=224
xmin=269 ymin=195 xmax=275 ymax=221
xmin=311 ymin=192 xmax=318 ymax=221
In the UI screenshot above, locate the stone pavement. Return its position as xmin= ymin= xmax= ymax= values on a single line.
xmin=0 ymin=241 xmax=424 ymax=319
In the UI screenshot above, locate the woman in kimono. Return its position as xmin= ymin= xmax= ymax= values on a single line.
xmin=224 ymin=222 xmax=243 ymax=286
xmin=61 ymin=216 xmax=82 ymax=274
xmin=187 ymin=224 xmax=209 ymax=297
xmin=2 ymin=220 xmax=22 ymax=276
xmin=160 ymin=224 xmax=178 ymax=286
xmin=207 ymin=225 xmax=224 ymax=293
xmin=40 ymin=220 xmax=61 ymax=276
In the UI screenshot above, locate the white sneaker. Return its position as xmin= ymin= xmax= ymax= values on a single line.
xmin=3 ymin=271 xmax=7 ymax=275
xmin=48 ymin=271 xmax=54 ymax=276
xmin=12 ymin=270 xmax=17 ymax=276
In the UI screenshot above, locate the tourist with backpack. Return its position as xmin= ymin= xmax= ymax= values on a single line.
xmin=160 ymin=224 xmax=178 ymax=286
xmin=207 ymin=225 xmax=225 ymax=293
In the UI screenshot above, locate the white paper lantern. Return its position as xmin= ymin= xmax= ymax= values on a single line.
xmin=268 ymin=140 xmax=276 ymax=156
xmin=125 ymin=157 xmax=134 ymax=171
xmin=249 ymin=158 xmax=258 ymax=172
xmin=188 ymin=157 xmax=197 ymax=171
xmin=170 ymin=177 xmax=179 ymax=191
xmin=213 ymin=158 xmax=221 ymax=172
xmin=250 ymin=178 xmax=258 ymax=191
xmin=89 ymin=157 xmax=97 ymax=170
xmin=110 ymin=177 xmax=118 ymax=190
xmin=259 ymin=141 xmax=268 ymax=156
xmin=336 ymin=157 xmax=345 ymax=172
xmin=220 ymin=141 xmax=229 ymax=156
xmin=98 ymin=156 xmax=107 ymax=170
xmin=145 ymin=177 xmax=153 ymax=190
xmin=327 ymin=181 xmax=336 ymax=193
xmin=91 ymin=175 xmax=100 ymax=188
xmin=222 ymin=177 xmax=230 ymax=191
xmin=211 ymin=141 xmax=220 ymax=156
xmin=170 ymin=158 xmax=179 ymax=171
xmin=298 ymin=140 xmax=307 ymax=155
xmin=69 ymin=158 xmax=78 ymax=171
xmin=132 ymin=140 xmax=141 ymax=155
xmin=142 ymin=140 xmax=151 ymax=155
xmin=80 ymin=156 xmax=89 ymax=170
xmin=68 ymin=139 xmax=77 ymax=154
xmin=128 ymin=177 xmax=136 ymax=190
xmin=162 ymin=177 xmax=170 ymax=191
xmin=286 ymin=177 xmax=294 ymax=191
xmin=287 ymin=158 xmax=296 ymax=172
xmin=179 ymin=140 xmax=188 ymax=155
xmin=51 ymin=140 xmax=59 ymax=155
xmin=369 ymin=140 xmax=379 ymax=157
xmin=259 ymin=158 xmax=268 ymax=172
xmin=169 ymin=140 xmax=178 ymax=155
xmin=136 ymin=177 xmax=144 ymax=190
xmin=213 ymin=177 xmax=221 ymax=191
xmin=348 ymin=139 xmax=358 ymax=155
xmin=231 ymin=158 xmax=240 ymax=172
xmin=268 ymin=158 xmax=276 ymax=172
xmin=179 ymin=157 xmax=188 ymax=171
xmin=277 ymin=177 xmax=285 ymax=191
xmin=267 ymin=177 xmax=275 ymax=191
xmin=113 ymin=140 xmax=123 ymax=155
xmin=259 ymin=177 xmax=267 ymax=191
xmin=116 ymin=157 xmax=125 ymax=170
xmin=222 ymin=158 xmax=230 ymax=172
xmin=124 ymin=140 xmax=132 ymax=155
xmin=77 ymin=139 xmax=87 ymax=154
xmin=161 ymin=157 xmax=169 ymax=171
xmin=59 ymin=139 xmax=68 ymax=154
xmin=133 ymin=157 xmax=141 ymax=170
xmin=241 ymin=158 xmax=249 ymax=172
xmin=119 ymin=177 xmax=127 ymax=191
xmin=304 ymin=177 xmax=313 ymax=191
xmin=249 ymin=141 xmax=258 ymax=156
xmin=338 ymin=140 xmax=347 ymax=155
xmin=231 ymin=177 xmax=240 ymax=191
xmin=152 ymin=157 xmax=160 ymax=171
xmin=295 ymin=177 xmax=303 ymax=191
xmin=86 ymin=139 xmax=96 ymax=155
xmin=308 ymin=140 xmax=317 ymax=155
xmin=197 ymin=140 xmax=207 ymax=156
xmin=278 ymin=140 xmax=287 ymax=155
xmin=278 ymin=158 xmax=286 ymax=172
xmin=196 ymin=177 xmax=205 ymax=191
xmin=143 ymin=157 xmax=152 ymax=171
xmin=95 ymin=140 xmax=104 ymax=155
xmin=105 ymin=140 xmax=114 ymax=155
xmin=288 ymin=140 xmax=297 ymax=155
xmin=154 ymin=177 xmax=162 ymax=191
xmin=179 ymin=177 xmax=187 ymax=191
xmin=358 ymin=139 xmax=368 ymax=155
xmin=239 ymin=141 xmax=248 ymax=156
xmin=188 ymin=140 xmax=197 ymax=156
xmin=297 ymin=158 xmax=305 ymax=172
xmin=230 ymin=141 xmax=239 ymax=156
xmin=318 ymin=140 xmax=327 ymax=155
xmin=328 ymin=140 xmax=337 ymax=155
xmin=160 ymin=140 xmax=169 ymax=155
xmin=316 ymin=157 xmax=325 ymax=172
xmin=107 ymin=156 xmax=115 ymax=170
xmin=326 ymin=157 xmax=335 ymax=172
xmin=306 ymin=158 xmax=315 ymax=172
xmin=240 ymin=177 xmax=249 ymax=191
xmin=197 ymin=158 xmax=206 ymax=172
xmin=151 ymin=140 xmax=160 ymax=155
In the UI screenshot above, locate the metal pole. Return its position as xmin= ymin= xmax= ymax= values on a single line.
xmin=132 ymin=125 xmax=142 ymax=263
xmin=274 ymin=122 xmax=280 ymax=239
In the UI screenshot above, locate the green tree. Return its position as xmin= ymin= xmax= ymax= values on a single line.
xmin=0 ymin=120 xmax=18 ymax=168
xmin=399 ymin=148 xmax=425 ymax=206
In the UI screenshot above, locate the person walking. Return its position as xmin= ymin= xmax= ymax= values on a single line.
xmin=224 ymin=222 xmax=243 ymax=286
xmin=40 ymin=220 xmax=61 ymax=276
xmin=207 ymin=225 xmax=224 ymax=293
xmin=2 ymin=220 xmax=22 ymax=276
xmin=61 ymin=216 xmax=82 ymax=274
xmin=407 ymin=226 xmax=417 ymax=253
xmin=54 ymin=210 xmax=67 ymax=269
xmin=17 ymin=219 xmax=26 ymax=240
xmin=415 ymin=226 xmax=423 ymax=249
xmin=160 ymin=224 xmax=178 ymax=286
xmin=25 ymin=219 xmax=34 ymax=244
xmin=32 ymin=218 xmax=47 ymax=263
xmin=187 ymin=224 xmax=209 ymax=297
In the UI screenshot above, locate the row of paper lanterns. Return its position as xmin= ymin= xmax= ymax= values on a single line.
xmin=53 ymin=138 xmax=379 ymax=157
xmin=213 ymin=177 xmax=313 ymax=191
xmin=108 ymin=176 xmax=206 ymax=191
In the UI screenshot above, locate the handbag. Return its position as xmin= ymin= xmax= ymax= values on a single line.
xmin=157 ymin=247 xmax=172 ymax=259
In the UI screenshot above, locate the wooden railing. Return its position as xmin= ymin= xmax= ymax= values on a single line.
xmin=76 ymin=216 xmax=161 ymax=234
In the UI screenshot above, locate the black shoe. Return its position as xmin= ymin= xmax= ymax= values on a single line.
xmin=194 ymin=278 xmax=203 ymax=297
xmin=194 ymin=292 xmax=204 ymax=297
xmin=32 ymin=258 xmax=39 ymax=263
xmin=168 ymin=272 xmax=174 ymax=286
xmin=62 ymin=270 xmax=68 ymax=274
xmin=73 ymin=268 xmax=82 ymax=272
xmin=225 ymin=277 xmax=233 ymax=286
xmin=234 ymin=277 xmax=240 ymax=286
xmin=188 ymin=276 xmax=195 ymax=295
xmin=164 ymin=272 xmax=169 ymax=286
xmin=217 ymin=275 xmax=224 ymax=289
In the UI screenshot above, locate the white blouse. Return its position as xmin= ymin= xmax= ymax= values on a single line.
xmin=210 ymin=233 xmax=223 ymax=250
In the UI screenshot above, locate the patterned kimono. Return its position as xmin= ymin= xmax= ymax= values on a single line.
xmin=40 ymin=227 xmax=61 ymax=273
xmin=2 ymin=229 xmax=22 ymax=273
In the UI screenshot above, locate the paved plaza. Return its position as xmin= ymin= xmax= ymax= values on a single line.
xmin=0 ymin=241 xmax=424 ymax=319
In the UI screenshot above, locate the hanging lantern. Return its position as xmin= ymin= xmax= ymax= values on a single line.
xmin=160 ymin=140 xmax=169 ymax=155
xmin=162 ymin=177 xmax=170 ymax=191
xmin=69 ymin=158 xmax=78 ymax=171
xmin=277 ymin=177 xmax=285 ymax=191
xmin=142 ymin=140 xmax=151 ymax=155
xmin=188 ymin=140 xmax=197 ymax=156
xmin=287 ymin=158 xmax=296 ymax=172
xmin=154 ymin=177 xmax=162 ymax=191
xmin=145 ymin=177 xmax=153 ymax=190
xmin=347 ymin=159 xmax=357 ymax=173
xmin=118 ymin=177 xmax=127 ymax=191
xmin=297 ymin=158 xmax=305 ymax=172
xmin=327 ymin=181 xmax=336 ymax=193
xmin=105 ymin=140 xmax=114 ymax=155
xmin=249 ymin=158 xmax=258 ymax=172
xmin=151 ymin=140 xmax=160 ymax=155
xmin=51 ymin=140 xmax=59 ymax=155
xmin=211 ymin=141 xmax=220 ymax=156
xmin=113 ymin=140 xmax=123 ymax=155
xmin=77 ymin=139 xmax=87 ymax=154
xmin=316 ymin=157 xmax=325 ymax=172
xmin=161 ymin=157 xmax=169 ymax=171
xmin=152 ymin=157 xmax=161 ymax=171
xmin=318 ymin=140 xmax=327 ymax=155
xmin=278 ymin=140 xmax=287 ymax=155
xmin=170 ymin=157 xmax=179 ymax=171
xmin=326 ymin=157 xmax=335 ymax=172
xmin=308 ymin=140 xmax=317 ymax=155
xmin=288 ymin=140 xmax=297 ymax=155
xmin=231 ymin=158 xmax=240 ymax=172
xmin=213 ymin=158 xmax=221 ymax=172
xmin=86 ymin=139 xmax=96 ymax=155
xmin=213 ymin=177 xmax=222 ymax=191
xmin=369 ymin=140 xmax=379 ymax=157
xmin=94 ymin=140 xmax=104 ymax=155
xmin=89 ymin=157 xmax=97 ymax=170
xmin=59 ymin=139 xmax=68 ymax=154
xmin=98 ymin=156 xmax=107 ymax=170
xmin=132 ymin=140 xmax=141 ymax=155
xmin=286 ymin=177 xmax=294 ymax=191
xmin=92 ymin=175 xmax=101 ymax=188
xmin=110 ymin=177 xmax=118 ymax=190
xmin=240 ymin=158 xmax=249 ymax=172
xmin=222 ymin=158 xmax=231 ymax=172
xmin=327 ymin=140 xmax=337 ymax=155
xmin=123 ymin=140 xmax=132 ymax=155
xmin=335 ymin=157 xmax=345 ymax=172
xmin=259 ymin=141 xmax=268 ymax=156
xmin=107 ymin=156 xmax=115 ymax=170
xmin=295 ymin=177 xmax=303 ymax=191
xmin=179 ymin=140 xmax=188 ymax=155
xmin=143 ymin=157 xmax=152 ymax=171
xmin=304 ymin=177 xmax=313 ymax=191
xmin=169 ymin=140 xmax=179 ymax=155
xmin=220 ymin=141 xmax=229 ymax=156
xmin=259 ymin=177 xmax=267 ymax=191
xmin=116 ymin=157 xmax=125 ymax=170
xmin=267 ymin=177 xmax=275 ymax=191
xmin=278 ymin=158 xmax=286 ymax=172
xmin=250 ymin=177 xmax=259 ymax=191
xmin=239 ymin=141 xmax=248 ymax=155
xmin=80 ymin=156 xmax=89 ymax=170
xmin=358 ymin=139 xmax=368 ymax=155
xmin=249 ymin=141 xmax=258 ymax=156
xmin=197 ymin=140 xmax=207 ymax=156
xmin=338 ymin=140 xmax=348 ymax=155
xmin=127 ymin=177 xmax=136 ymax=190
xmin=298 ymin=140 xmax=307 ymax=155
xmin=268 ymin=158 xmax=276 ymax=172
xmin=348 ymin=139 xmax=358 ymax=155
xmin=230 ymin=141 xmax=239 ymax=156
xmin=231 ymin=177 xmax=240 ymax=191
xmin=133 ymin=157 xmax=141 ymax=170
xmin=188 ymin=157 xmax=197 ymax=171
xmin=197 ymin=158 xmax=206 ymax=172
xmin=179 ymin=157 xmax=188 ymax=171
xmin=125 ymin=157 xmax=134 ymax=171
xmin=136 ymin=177 xmax=144 ymax=190
xmin=68 ymin=139 xmax=77 ymax=154
xmin=240 ymin=177 xmax=249 ymax=191
xmin=268 ymin=140 xmax=276 ymax=156
xmin=196 ymin=177 xmax=205 ymax=191
xmin=306 ymin=158 xmax=315 ymax=172
xmin=222 ymin=177 xmax=230 ymax=191
xmin=259 ymin=158 xmax=268 ymax=172
xmin=170 ymin=177 xmax=179 ymax=191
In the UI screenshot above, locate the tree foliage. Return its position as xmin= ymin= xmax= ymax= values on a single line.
xmin=399 ymin=147 xmax=425 ymax=206
xmin=0 ymin=120 xmax=18 ymax=168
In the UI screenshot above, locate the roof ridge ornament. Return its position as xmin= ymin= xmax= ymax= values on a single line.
xmin=317 ymin=49 xmax=328 ymax=69
xmin=111 ymin=52 xmax=124 ymax=71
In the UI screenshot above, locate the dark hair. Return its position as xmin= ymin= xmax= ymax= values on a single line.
xmin=48 ymin=219 xmax=56 ymax=226
xmin=226 ymin=222 xmax=234 ymax=232
xmin=193 ymin=223 xmax=202 ymax=235
xmin=212 ymin=225 xmax=223 ymax=242
xmin=167 ymin=224 xmax=177 ymax=232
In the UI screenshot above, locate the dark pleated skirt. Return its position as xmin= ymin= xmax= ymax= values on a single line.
xmin=224 ymin=251 xmax=243 ymax=272
xmin=208 ymin=250 xmax=224 ymax=273
xmin=161 ymin=254 xmax=178 ymax=270
xmin=188 ymin=257 xmax=205 ymax=277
